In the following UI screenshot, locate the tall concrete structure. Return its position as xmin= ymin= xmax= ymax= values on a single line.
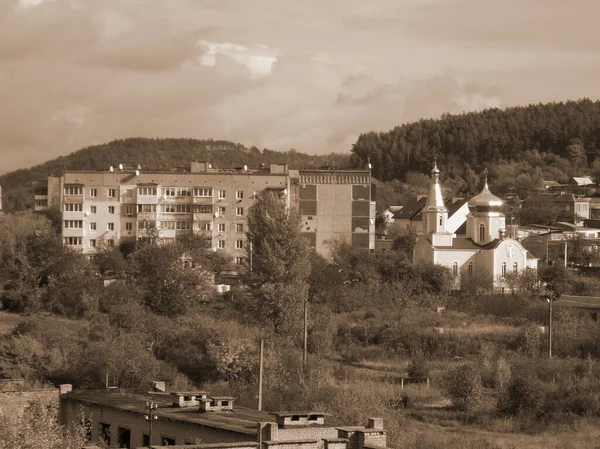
xmin=413 ymin=165 xmax=538 ymax=291
xmin=36 ymin=163 xmax=375 ymax=261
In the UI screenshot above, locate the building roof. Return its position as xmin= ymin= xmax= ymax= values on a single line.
xmin=424 ymin=162 xmax=446 ymax=212
xmin=447 ymin=198 xmax=468 ymax=217
xmin=572 ymin=177 xmax=594 ymax=186
xmin=62 ymin=390 xmax=275 ymax=436
xmin=273 ymin=412 xmax=330 ymax=418
xmin=393 ymin=197 xmax=427 ymax=220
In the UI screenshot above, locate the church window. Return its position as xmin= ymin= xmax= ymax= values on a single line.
xmin=513 ymin=262 xmax=518 ymax=272
xmin=439 ymin=215 xmax=443 ymax=226
xmin=479 ymin=223 xmax=486 ymax=242
xmin=452 ymin=262 xmax=458 ymax=277
xmin=468 ymin=262 xmax=473 ymax=277
xmin=501 ymin=262 xmax=507 ymax=277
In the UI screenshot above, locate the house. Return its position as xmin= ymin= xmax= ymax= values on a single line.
xmin=521 ymin=193 xmax=591 ymax=226
xmin=59 ymin=385 xmax=389 ymax=449
xmin=413 ymin=163 xmax=538 ymax=291
xmin=390 ymin=196 xmax=468 ymax=236
xmin=35 ymin=163 xmax=376 ymax=260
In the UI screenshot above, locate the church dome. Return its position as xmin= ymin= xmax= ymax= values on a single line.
xmin=468 ymin=174 xmax=503 ymax=213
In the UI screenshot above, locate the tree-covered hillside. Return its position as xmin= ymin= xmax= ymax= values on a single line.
xmin=350 ymin=98 xmax=600 ymax=194
xmin=0 ymin=138 xmax=350 ymax=211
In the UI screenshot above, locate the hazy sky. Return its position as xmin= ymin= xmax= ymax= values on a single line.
xmin=2 ymin=0 xmax=600 ymax=173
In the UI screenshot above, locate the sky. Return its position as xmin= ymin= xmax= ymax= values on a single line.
xmin=2 ymin=0 xmax=600 ymax=173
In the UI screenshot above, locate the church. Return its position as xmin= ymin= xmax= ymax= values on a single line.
xmin=413 ymin=163 xmax=538 ymax=291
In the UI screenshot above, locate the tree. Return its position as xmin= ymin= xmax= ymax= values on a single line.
xmin=130 ymin=238 xmax=213 ymax=316
xmin=245 ymin=191 xmax=311 ymax=333
xmin=541 ymin=264 xmax=572 ymax=299
xmin=445 ymin=363 xmax=483 ymax=411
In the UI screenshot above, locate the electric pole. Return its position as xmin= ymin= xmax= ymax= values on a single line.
xmin=144 ymin=401 xmax=158 ymax=448
xmin=303 ymin=299 xmax=308 ymax=374
xmin=258 ymin=339 xmax=264 ymax=411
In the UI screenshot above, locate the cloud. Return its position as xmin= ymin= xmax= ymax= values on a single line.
xmin=1 ymin=0 xmax=599 ymax=173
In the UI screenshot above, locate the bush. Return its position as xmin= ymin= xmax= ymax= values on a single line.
xmin=407 ymin=352 xmax=429 ymax=378
xmin=445 ymin=363 xmax=483 ymax=411
xmin=500 ymin=375 xmax=546 ymax=417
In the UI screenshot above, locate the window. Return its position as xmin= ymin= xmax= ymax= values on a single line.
xmin=175 ymin=220 xmax=192 ymax=230
xmin=513 ymin=262 xmax=518 ymax=272
xmin=108 ymin=223 xmax=114 ymax=231
xmin=162 ymin=437 xmax=176 ymax=446
xmin=479 ymin=223 xmax=486 ymax=242
xmin=218 ymin=190 xmax=226 ymax=199
xmin=218 ymin=240 xmax=226 ymax=249
xmin=218 ymin=223 xmax=226 ymax=232
xmin=162 ymin=204 xmax=191 ymax=213
xmin=125 ymin=205 xmax=134 ymax=215
xmin=468 ymin=262 xmax=473 ymax=277
xmin=64 ymin=203 xmax=83 ymax=212
xmin=198 ymin=222 xmax=212 ymax=231
xmin=107 ymin=188 xmax=116 ymax=198
xmin=236 ymin=190 xmax=244 ymax=200
xmin=107 ymin=239 xmax=115 ymax=247
xmin=137 ymin=204 xmax=157 ymax=213
xmin=236 ymin=207 xmax=244 ymax=216
xmin=125 ymin=222 xmax=133 ymax=231
xmin=138 ymin=187 xmax=157 ymax=196
xmin=35 ymin=199 xmax=48 ymax=207
xmin=90 ymin=222 xmax=96 ymax=231
xmin=64 ymin=186 xmax=83 ymax=195
xmin=64 ymin=220 xmax=83 ymax=229
xmin=222 ymin=400 xmax=229 ymax=407
xmin=194 ymin=188 xmax=213 ymax=197
xmin=439 ymin=215 xmax=443 ymax=226
xmin=108 ymin=206 xmax=115 ymax=214
xmin=163 ymin=187 xmax=176 ymax=197
xmin=501 ymin=262 xmax=507 ymax=277
xmin=235 ymin=257 xmax=243 ymax=265
xmin=194 ymin=205 xmax=212 ymax=214
xmin=236 ymin=223 xmax=244 ymax=233
xmin=236 ymin=239 xmax=244 ymax=249
xmin=63 ymin=237 xmax=82 ymax=246
xmin=291 ymin=416 xmax=300 ymax=422
xmin=162 ymin=221 xmax=175 ymax=230
xmin=217 ymin=206 xmax=226 ymax=216
xmin=89 ymin=239 xmax=96 ymax=248
xmin=142 ymin=434 xmax=150 ymax=447
xmin=89 ymin=188 xmax=97 ymax=197
xmin=90 ymin=206 xmax=96 ymax=214
xmin=452 ymin=262 xmax=458 ymax=277
xmin=117 ymin=428 xmax=131 ymax=449
xmin=99 ymin=423 xmax=110 ymax=446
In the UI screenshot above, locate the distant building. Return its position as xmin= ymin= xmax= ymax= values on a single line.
xmin=521 ymin=193 xmax=591 ymax=226
xmin=413 ymin=164 xmax=538 ymax=291
xmin=35 ymin=163 xmax=376 ymax=260
xmin=60 ymin=386 xmax=389 ymax=449
xmin=390 ymin=196 xmax=468 ymax=235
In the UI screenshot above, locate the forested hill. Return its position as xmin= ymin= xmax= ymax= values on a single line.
xmin=350 ymin=98 xmax=600 ymax=184
xmin=0 ymin=138 xmax=350 ymax=211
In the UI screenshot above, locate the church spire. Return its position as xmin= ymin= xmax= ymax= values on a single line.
xmin=425 ymin=158 xmax=445 ymax=211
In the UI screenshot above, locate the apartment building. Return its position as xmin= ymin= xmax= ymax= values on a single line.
xmin=35 ymin=163 xmax=375 ymax=260
xmin=60 ymin=385 xmax=388 ymax=449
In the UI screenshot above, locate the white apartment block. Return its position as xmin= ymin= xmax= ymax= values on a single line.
xmin=35 ymin=162 xmax=376 ymax=260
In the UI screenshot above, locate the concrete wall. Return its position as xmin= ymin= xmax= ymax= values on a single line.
xmin=0 ymin=388 xmax=59 ymax=420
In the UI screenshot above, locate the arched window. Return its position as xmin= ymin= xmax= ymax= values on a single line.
xmin=468 ymin=262 xmax=473 ymax=277
xmin=501 ymin=262 xmax=507 ymax=277
xmin=513 ymin=262 xmax=518 ymax=272
xmin=439 ymin=215 xmax=443 ymax=226
xmin=479 ymin=223 xmax=486 ymax=242
xmin=452 ymin=262 xmax=458 ymax=277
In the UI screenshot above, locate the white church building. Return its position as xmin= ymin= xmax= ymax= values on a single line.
xmin=413 ymin=163 xmax=538 ymax=291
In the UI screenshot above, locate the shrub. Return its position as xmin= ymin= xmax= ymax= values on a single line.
xmin=407 ymin=352 xmax=429 ymax=378
xmin=445 ymin=363 xmax=483 ymax=411
xmin=501 ymin=375 xmax=546 ymax=417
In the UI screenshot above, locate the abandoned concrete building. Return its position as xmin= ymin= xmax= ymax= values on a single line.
xmin=60 ymin=385 xmax=389 ymax=449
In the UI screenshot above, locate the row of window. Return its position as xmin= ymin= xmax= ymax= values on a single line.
xmin=65 ymin=186 xmax=246 ymax=199
xmin=66 ymin=204 xmax=245 ymax=216
xmin=451 ymin=261 xmax=518 ymax=277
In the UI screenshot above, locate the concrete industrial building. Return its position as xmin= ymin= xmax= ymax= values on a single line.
xmin=60 ymin=386 xmax=389 ymax=449
xmin=34 ymin=163 xmax=376 ymax=260
xmin=413 ymin=163 xmax=538 ymax=291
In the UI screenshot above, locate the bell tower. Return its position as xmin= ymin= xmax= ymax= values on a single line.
xmin=466 ymin=169 xmax=506 ymax=244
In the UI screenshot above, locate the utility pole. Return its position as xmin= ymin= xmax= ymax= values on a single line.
xmin=564 ymin=240 xmax=568 ymax=268
xmin=303 ymin=299 xmax=308 ymax=374
xmin=257 ymin=339 xmax=264 ymax=411
xmin=548 ymin=297 xmax=553 ymax=359
xmin=144 ymin=402 xmax=158 ymax=448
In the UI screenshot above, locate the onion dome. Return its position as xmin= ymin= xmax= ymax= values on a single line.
xmin=468 ymin=170 xmax=503 ymax=213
